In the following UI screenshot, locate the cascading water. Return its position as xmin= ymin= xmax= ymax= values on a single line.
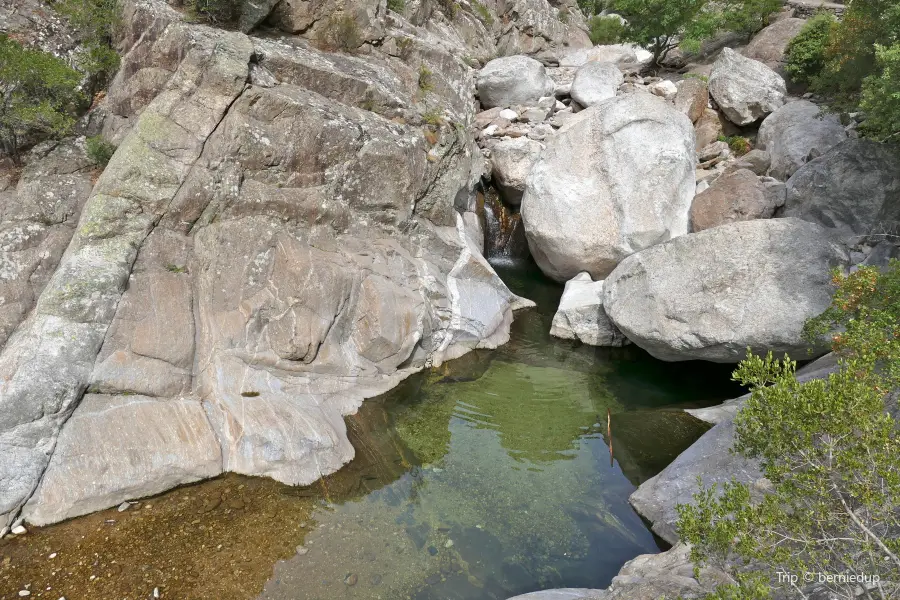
xmin=479 ymin=186 xmax=530 ymax=264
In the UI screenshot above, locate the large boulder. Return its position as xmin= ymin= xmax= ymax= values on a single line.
xmin=742 ymin=18 xmax=807 ymax=72
xmin=689 ymin=168 xmax=782 ymax=232
xmin=708 ymin=47 xmax=786 ymax=126
xmin=570 ymin=61 xmax=624 ymax=108
xmin=489 ymin=137 xmax=544 ymax=205
xmin=784 ymin=139 xmax=900 ymax=244
xmin=673 ymin=77 xmax=709 ymax=123
xmin=603 ymin=218 xmax=849 ymax=362
xmin=477 ymin=55 xmax=556 ymax=109
xmin=550 ymin=273 xmax=627 ymax=346
xmin=757 ymin=100 xmax=847 ymax=180
xmin=558 ymin=44 xmax=650 ymax=68
xmin=521 ymin=93 xmax=696 ymax=282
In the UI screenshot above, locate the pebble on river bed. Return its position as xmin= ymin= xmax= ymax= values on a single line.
xmin=344 ymin=573 xmax=358 ymax=586
xmin=296 ymin=546 xmax=309 ymax=555
xmin=11 ymin=525 xmax=27 ymax=535
xmin=117 ymin=502 xmax=131 ymax=512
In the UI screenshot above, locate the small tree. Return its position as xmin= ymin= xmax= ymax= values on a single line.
xmin=785 ymin=12 xmax=837 ymax=87
xmin=588 ymin=15 xmax=625 ymax=45
xmin=677 ymin=261 xmax=900 ymax=599
xmin=859 ymin=44 xmax=900 ymax=142
xmin=0 ymin=35 xmax=85 ymax=161
xmin=53 ymin=0 xmax=121 ymax=84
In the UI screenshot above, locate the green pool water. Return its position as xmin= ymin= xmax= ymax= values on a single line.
xmin=257 ymin=261 xmax=744 ymax=600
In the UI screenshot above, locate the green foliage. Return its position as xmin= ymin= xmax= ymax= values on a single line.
xmin=859 ymin=44 xmax=900 ymax=141
xmin=0 ymin=35 xmax=85 ymax=160
xmin=588 ymin=15 xmax=625 ymax=45
xmin=612 ymin=0 xmax=778 ymax=64
xmin=558 ymin=8 xmax=570 ymax=24
xmin=421 ymin=107 xmax=444 ymax=126
xmin=85 ymin=135 xmax=116 ymax=167
xmin=387 ymin=0 xmax=405 ymax=12
xmin=322 ymin=14 xmax=363 ymax=52
xmin=471 ymin=1 xmax=493 ymax=25
xmin=418 ymin=65 xmax=435 ymax=93
xmin=717 ymin=134 xmax=751 ymax=156
xmin=683 ymin=72 xmax=709 ymax=82
xmin=53 ymin=0 xmax=121 ymax=82
xmin=577 ymin=0 xmax=606 ymax=17
xmin=785 ymin=13 xmax=836 ymax=86
xmin=677 ymin=261 xmax=900 ymax=598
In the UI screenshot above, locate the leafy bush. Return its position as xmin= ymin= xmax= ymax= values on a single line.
xmin=859 ymin=44 xmax=900 ymax=142
xmin=471 ymin=0 xmax=493 ymax=25
xmin=418 ymin=65 xmax=435 ymax=93
xmin=785 ymin=12 xmax=836 ymax=86
xmin=717 ymin=134 xmax=751 ymax=156
xmin=387 ymin=0 xmax=405 ymax=12
xmin=612 ymin=0 xmax=779 ymax=64
xmin=0 ymin=35 xmax=85 ymax=161
xmin=54 ymin=0 xmax=121 ymax=83
xmin=322 ymin=14 xmax=363 ymax=52
xmin=85 ymin=135 xmax=116 ymax=167
xmin=677 ymin=261 xmax=900 ymax=599
xmin=588 ymin=15 xmax=625 ymax=45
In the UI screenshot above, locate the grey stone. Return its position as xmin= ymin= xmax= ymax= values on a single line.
xmin=673 ymin=78 xmax=708 ymax=123
xmin=784 ymin=139 xmax=900 ymax=244
xmin=727 ymin=148 xmax=770 ymax=175
xmin=490 ymin=137 xmax=544 ymax=205
xmin=477 ymin=56 xmax=556 ymax=109
xmin=742 ymin=18 xmax=807 ymax=72
xmin=570 ymin=62 xmax=623 ymax=108
xmin=689 ymin=168 xmax=780 ymax=232
xmin=550 ymin=273 xmax=627 ymax=346
xmin=708 ymin=48 xmax=786 ymax=126
xmin=757 ymin=100 xmax=846 ymax=180
xmin=522 ymin=94 xmax=695 ymax=282
xmin=603 ymin=218 xmax=849 ymax=362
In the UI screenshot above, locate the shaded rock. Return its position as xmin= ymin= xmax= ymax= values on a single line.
xmin=742 ymin=18 xmax=806 ymax=72
xmin=689 ymin=168 xmax=780 ymax=231
xmin=757 ymin=100 xmax=846 ymax=180
xmin=522 ymin=94 xmax=695 ymax=282
xmin=727 ymin=148 xmax=770 ymax=175
xmin=550 ymin=273 xmax=627 ymax=347
xmin=477 ymin=56 xmax=555 ymax=109
xmin=673 ymin=78 xmax=708 ymax=123
xmin=708 ymin=48 xmax=786 ymax=126
xmin=697 ymin=140 xmax=729 ymax=162
xmin=784 ymin=139 xmax=900 ymax=244
xmin=570 ymin=62 xmax=623 ymax=108
xmin=603 ymin=218 xmax=849 ymax=362
xmin=629 ymin=414 xmax=766 ymax=544
xmin=693 ymin=108 xmax=728 ymax=150
xmin=489 ymin=137 xmax=544 ymax=205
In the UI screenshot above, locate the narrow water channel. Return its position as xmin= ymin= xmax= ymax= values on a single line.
xmin=0 ymin=261 xmax=743 ymax=600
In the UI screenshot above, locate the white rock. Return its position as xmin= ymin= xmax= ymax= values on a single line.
xmin=756 ymin=100 xmax=846 ymax=180
xmin=117 ymin=501 xmax=131 ymax=512
xmin=18 ymin=592 xmax=30 ymax=598
xmin=498 ymin=108 xmax=519 ymax=121
xmin=649 ymin=80 xmax=677 ymax=100
xmin=11 ymin=525 xmax=27 ymax=535
xmin=521 ymin=93 xmax=696 ymax=281
xmin=550 ymin=273 xmax=628 ymax=346
xmin=477 ymin=56 xmax=556 ymax=109
xmin=708 ymin=48 xmax=786 ymax=126
xmin=570 ymin=62 xmax=623 ymax=108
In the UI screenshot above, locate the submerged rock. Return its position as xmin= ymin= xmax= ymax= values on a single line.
xmin=603 ymin=218 xmax=849 ymax=362
xmin=522 ymin=93 xmax=695 ymax=282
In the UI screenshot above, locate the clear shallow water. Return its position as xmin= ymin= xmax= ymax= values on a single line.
xmin=0 ymin=261 xmax=743 ymax=600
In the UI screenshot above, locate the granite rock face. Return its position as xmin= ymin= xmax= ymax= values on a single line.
xmin=522 ymin=94 xmax=695 ymax=282
xmin=757 ymin=100 xmax=847 ymax=181
xmin=0 ymin=0 xmax=533 ymax=529
xmin=603 ymin=218 xmax=849 ymax=362
xmin=708 ymin=48 xmax=786 ymax=126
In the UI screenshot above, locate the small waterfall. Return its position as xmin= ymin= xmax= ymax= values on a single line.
xmin=479 ymin=186 xmax=530 ymax=265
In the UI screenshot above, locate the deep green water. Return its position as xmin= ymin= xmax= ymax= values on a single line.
xmin=257 ymin=260 xmax=744 ymax=600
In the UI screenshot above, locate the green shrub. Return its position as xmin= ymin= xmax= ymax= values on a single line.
xmin=859 ymin=44 xmax=900 ymax=142
xmin=471 ymin=0 xmax=493 ymax=24
xmin=85 ymin=135 xmax=116 ymax=167
xmin=322 ymin=14 xmax=363 ymax=52
xmin=717 ymin=134 xmax=751 ymax=156
xmin=784 ymin=12 xmax=836 ymax=86
xmin=718 ymin=0 xmax=780 ymax=37
xmin=54 ymin=0 xmax=121 ymax=83
xmin=588 ymin=15 xmax=625 ymax=44
xmin=677 ymin=261 xmax=900 ymax=598
xmin=387 ymin=0 xmax=405 ymax=13
xmin=418 ymin=65 xmax=435 ymax=93
xmin=0 ymin=35 xmax=85 ymax=161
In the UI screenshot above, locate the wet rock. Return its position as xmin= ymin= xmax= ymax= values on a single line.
xmin=344 ymin=573 xmax=358 ymax=586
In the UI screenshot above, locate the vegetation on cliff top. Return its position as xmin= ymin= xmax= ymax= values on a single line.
xmin=677 ymin=261 xmax=900 ymax=599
